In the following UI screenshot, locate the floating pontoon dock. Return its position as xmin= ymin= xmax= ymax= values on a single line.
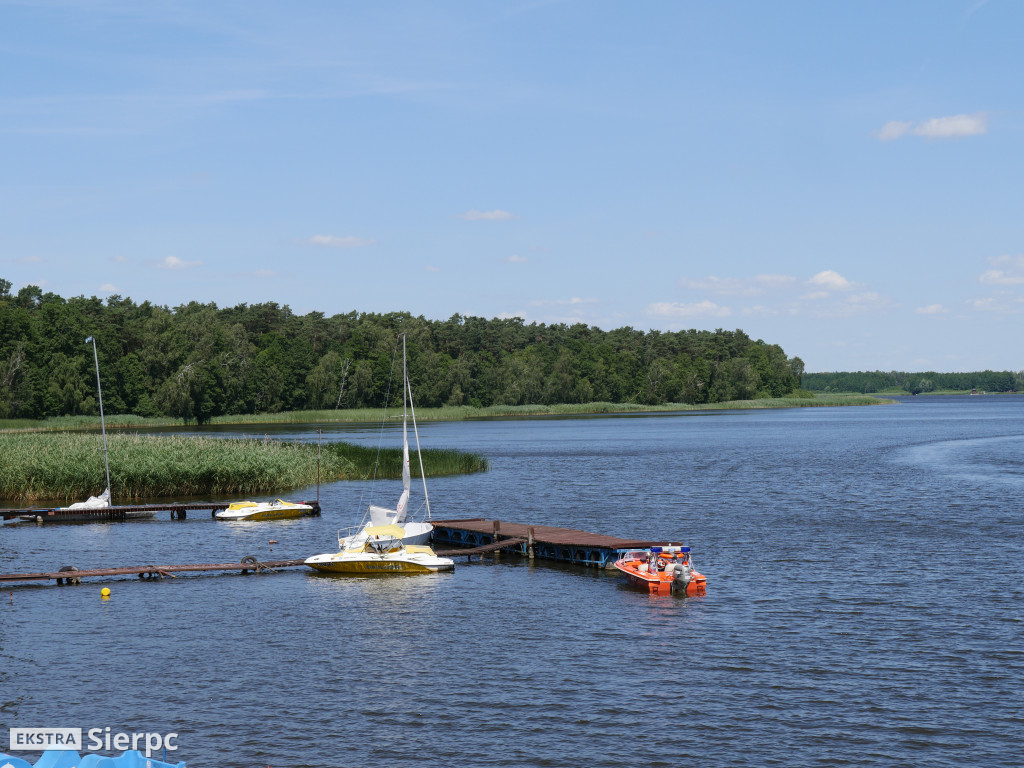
xmin=431 ymin=518 xmax=662 ymax=569
xmin=0 ymin=500 xmax=321 ymax=523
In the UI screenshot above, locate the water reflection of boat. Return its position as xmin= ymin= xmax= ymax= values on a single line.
xmin=215 ymin=498 xmax=315 ymax=521
xmin=613 ymin=546 xmax=706 ymax=596
xmin=305 ymin=523 xmax=454 ymax=574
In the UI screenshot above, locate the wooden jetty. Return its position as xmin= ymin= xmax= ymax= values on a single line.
xmin=431 ymin=518 xmax=663 ymax=569
xmin=0 ymin=539 xmax=531 ymax=586
xmin=0 ymin=519 xmax=682 ymax=586
xmin=0 ymin=558 xmax=308 ymax=585
xmin=0 ymin=500 xmax=321 ymax=523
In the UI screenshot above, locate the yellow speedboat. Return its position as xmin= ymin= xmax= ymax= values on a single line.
xmin=215 ymin=499 xmax=315 ymax=521
xmin=304 ymin=524 xmax=454 ymax=574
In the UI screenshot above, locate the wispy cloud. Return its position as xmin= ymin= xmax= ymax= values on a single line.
xmin=158 ymin=256 xmax=202 ymax=269
xmin=916 ymin=304 xmax=948 ymax=315
xmin=507 ymin=254 xmax=528 ymax=263
xmin=681 ymin=274 xmax=796 ymax=296
xmin=426 ymin=265 xmax=442 ymax=272
xmin=969 ymin=294 xmax=1024 ymax=313
xmin=99 ymin=283 xmax=117 ymax=292
xmin=530 ymin=297 xmax=597 ymax=307
xmin=876 ymin=113 xmax=988 ymax=141
xmin=647 ymin=300 xmax=732 ymax=319
xmin=305 ymin=235 xmax=376 ymax=248
xmin=16 ymin=256 xmax=43 ymax=264
xmin=252 ymin=269 xmax=275 ymax=278
xmin=979 ymin=254 xmax=1024 ymax=285
xmin=457 ymin=209 xmax=516 ymax=221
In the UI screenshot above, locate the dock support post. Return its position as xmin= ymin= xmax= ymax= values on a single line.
xmin=493 ymin=520 xmax=501 ymax=560
xmin=528 ymin=527 xmax=535 ymax=561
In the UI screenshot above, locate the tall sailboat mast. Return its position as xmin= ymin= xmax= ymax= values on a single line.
xmin=404 ymin=335 xmax=431 ymax=520
xmin=86 ymin=336 xmax=112 ymax=504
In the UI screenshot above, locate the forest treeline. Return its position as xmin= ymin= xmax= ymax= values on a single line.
xmin=802 ymin=370 xmax=1022 ymax=394
xmin=0 ymin=280 xmax=804 ymax=422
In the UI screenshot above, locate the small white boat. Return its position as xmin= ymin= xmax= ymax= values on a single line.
xmin=305 ymin=524 xmax=454 ymax=574
xmin=215 ymin=498 xmax=315 ymax=521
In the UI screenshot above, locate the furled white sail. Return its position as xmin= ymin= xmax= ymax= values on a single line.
xmin=350 ymin=334 xmax=433 ymax=547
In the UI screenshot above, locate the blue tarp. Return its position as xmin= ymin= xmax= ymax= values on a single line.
xmin=0 ymin=751 xmax=185 ymax=768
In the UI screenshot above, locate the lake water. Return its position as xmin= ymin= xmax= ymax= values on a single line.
xmin=2 ymin=396 xmax=1022 ymax=767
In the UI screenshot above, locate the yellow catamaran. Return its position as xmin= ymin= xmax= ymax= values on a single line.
xmin=304 ymin=524 xmax=454 ymax=574
xmin=305 ymin=334 xmax=453 ymax=576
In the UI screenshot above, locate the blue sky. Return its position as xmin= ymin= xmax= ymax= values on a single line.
xmin=2 ymin=1 xmax=1021 ymax=373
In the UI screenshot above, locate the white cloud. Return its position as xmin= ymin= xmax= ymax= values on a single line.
xmin=252 ymin=269 xmax=275 ymax=278
xmin=507 ymin=254 xmax=528 ymax=263
xmin=16 ymin=256 xmax=43 ymax=264
xmin=979 ymin=254 xmax=1024 ymax=285
xmin=916 ymin=304 xmax=948 ymax=315
xmin=306 ymin=235 xmax=375 ymax=248
xmin=647 ymin=300 xmax=731 ymax=319
xmin=682 ymin=274 xmax=797 ymax=296
xmin=99 ymin=283 xmax=117 ymax=292
xmin=426 ymin=265 xmax=442 ymax=272
xmin=457 ymin=209 xmax=516 ymax=221
xmin=159 ymin=256 xmax=202 ymax=269
xmin=807 ymin=270 xmax=855 ymax=291
xmin=876 ymin=120 xmax=914 ymax=141
xmin=875 ymin=113 xmax=988 ymax=141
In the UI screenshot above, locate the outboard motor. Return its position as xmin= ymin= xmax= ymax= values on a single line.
xmin=672 ymin=561 xmax=692 ymax=591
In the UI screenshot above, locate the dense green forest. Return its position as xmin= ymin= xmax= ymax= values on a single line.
xmin=0 ymin=280 xmax=805 ymax=422
xmin=802 ymin=370 xmax=1022 ymax=394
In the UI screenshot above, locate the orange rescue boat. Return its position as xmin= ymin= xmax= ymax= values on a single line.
xmin=613 ymin=546 xmax=706 ymax=596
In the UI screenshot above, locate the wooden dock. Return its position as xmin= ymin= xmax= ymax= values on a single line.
xmin=0 ymin=557 xmax=308 ymax=584
xmin=430 ymin=518 xmax=663 ymax=569
xmin=0 ymin=541 xmax=530 ymax=585
xmin=0 ymin=519 xmax=684 ymax=585
xmin=0 ymin=500 xmax=321 ymax=523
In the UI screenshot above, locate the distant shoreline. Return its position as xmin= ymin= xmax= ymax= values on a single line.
xmin=0 ymin=395 xmax=892 ymax=433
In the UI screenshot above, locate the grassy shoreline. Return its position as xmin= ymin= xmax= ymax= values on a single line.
xmin=0 ymin=395 xmax=891 ymax=433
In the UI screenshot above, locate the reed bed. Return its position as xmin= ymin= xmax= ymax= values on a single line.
xmin=0 ymin=432 xmax=488 ymax=504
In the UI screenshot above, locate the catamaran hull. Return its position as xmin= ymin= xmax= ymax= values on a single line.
xmin=306 ymin=559 xmax=451 ymax=574
xmin=215 ymin=500 xmax=314 ymax=521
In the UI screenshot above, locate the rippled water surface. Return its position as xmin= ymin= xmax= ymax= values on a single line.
xmin=2 ymin=396 xmax=1022 ymax=767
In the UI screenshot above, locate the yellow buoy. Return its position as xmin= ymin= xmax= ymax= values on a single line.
xmin=100 ymin=587 xmax=111 ymax=598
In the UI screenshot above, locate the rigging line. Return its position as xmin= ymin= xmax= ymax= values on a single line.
xmin=406 ymin=358 xmax=431 ymax=520
xmin=354 ymin=341 xmax=401 ymax=526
